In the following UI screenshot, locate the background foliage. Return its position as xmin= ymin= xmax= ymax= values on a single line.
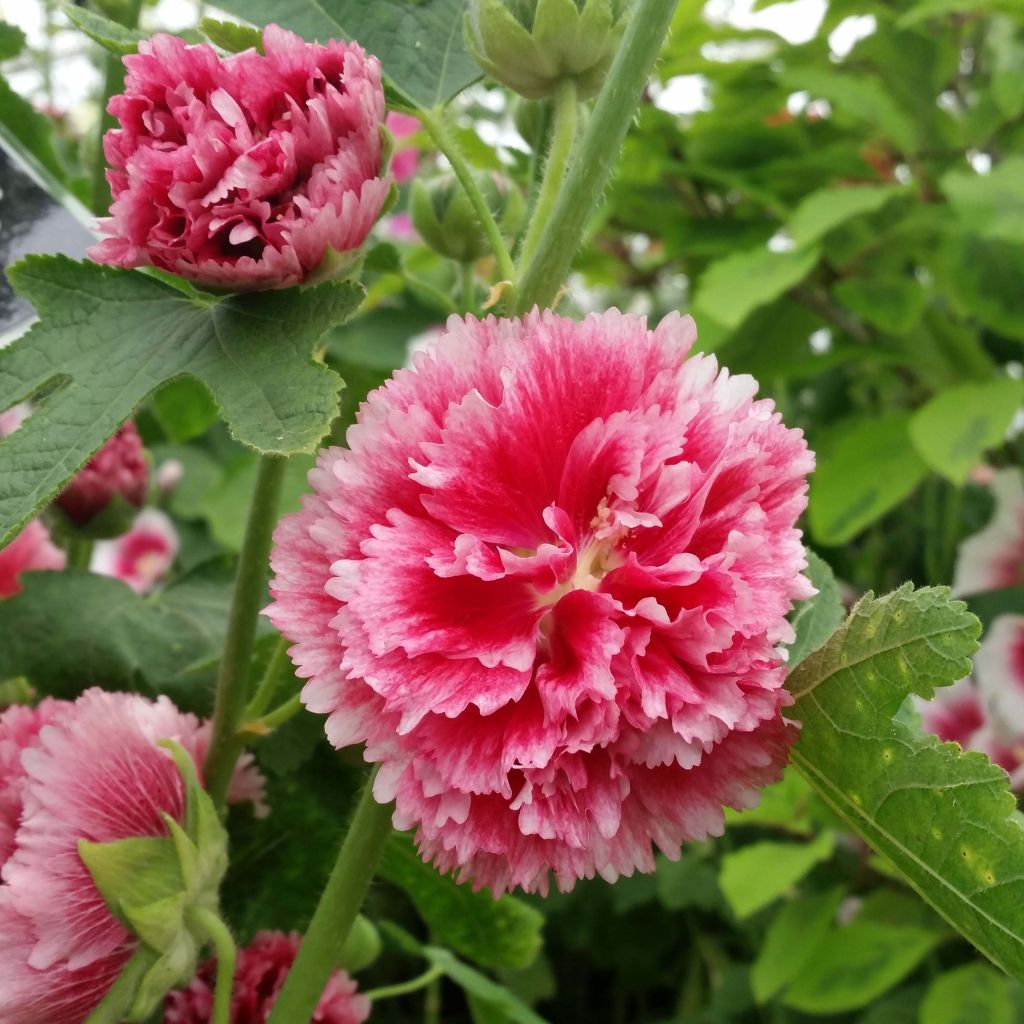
xmin=2 ymin=0 xmax=1024 ymax=1020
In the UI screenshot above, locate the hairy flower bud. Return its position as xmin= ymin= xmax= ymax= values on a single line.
xmin=410 ymin=172 xmax=523 ymax=263
xmin=465 ymin=0 xmax=631 ymax=100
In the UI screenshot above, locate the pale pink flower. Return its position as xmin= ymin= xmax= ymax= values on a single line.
xmin=268 ymin=310 xmax=813 ymax=894
xmin=917 ymin=676 xmax=1024 ymax=789
xmin=974 ymin=614 xmax=1024 ymax=734
xmin=0 ymin=521 xmax=66 ymax=598
xmin=387 ymin=111 xmax=420 ymax=184
xmin=56 ymin=421 xmax=148 ymax=527
xmin=953 ymin=470 xmax=1024 ymax=595
xmin=0 ymin=402 xmax=30 ymax=437
xmin=0 ymin=690 xmax=267 ymax=1024
xmin=164 ymin=930 xmax=369 ymax=1024
xmin=91 ymin=508 xmax=179 ymax=593
xmin=90 ymin=26 xmax=389 ymax=291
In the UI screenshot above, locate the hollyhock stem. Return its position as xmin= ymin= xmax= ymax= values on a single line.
xmin=65 ymin=534 xmax=93 ymax=570
xmin=265 ymin=771 xmax=393 ymax=1024
xmin=516 ymin=78 xmax=578 ymax=274
xmin=204 ymin=455 xmax=287 ymax=810
xmin=364 ymin=965 xmax=445 ymax=1002
xmin=418 ymin=109 xmax=517 ymax=285
xmin=188 ymin=907 xmax=237 ymax=1024
xmin=89 ymin=0 xmax=142 ymax=215
xmin=245 ymin=634 xmax=290 ymax=719
xmin=460 ymin=261 xmax=477 ymax=311
xmin=513 ymin=0 xmax=681 ymax=312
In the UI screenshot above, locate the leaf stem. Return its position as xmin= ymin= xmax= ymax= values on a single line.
xmin=418 ymin=108 xmax=516 ymax=286
xmin=188 ymin=907 xmax=237 ymax=1024
xmin=204 ymin=454 xmax=287 ymax=810
xmin=254 ymin=692 xmax=303 ymax=733
xmin=513 ymin=0 xmax=680 ymax=312
xmin=265 ymin=770 xmax=394 ymax=1024
xmin=364 ymin=965 xmax=445 ymax=1003
xmin=460 ymin=261 xmax=476 ymax=312
xmin=65 ymin=535 xmax=94 ymax=570
xmin=516 ymin=78 xmax=578 ymax=275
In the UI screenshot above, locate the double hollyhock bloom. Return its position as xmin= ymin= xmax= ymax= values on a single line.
xmin=92 ymin=508 xmax=179 ymax=594
xmin=0 ymin=690 xmax=266 ymax=1024
xmin=56 ymin=421 xmax=148 ymax=527
xmin=269 ymin=310 xmax=813 ymax=894
xmin=90 ymin=25 xmax=389 ymax=290
xmin=164 ymin=930 xmax=370 ymax=1024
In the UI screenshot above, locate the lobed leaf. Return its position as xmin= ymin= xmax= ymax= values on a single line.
xmin=0 ymin=257 xmax=357 ymax=544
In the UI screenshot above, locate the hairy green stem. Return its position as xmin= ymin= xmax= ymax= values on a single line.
xmin=89 ymin=0 xmax=143 ymax=215
xmin=255 ymin=692 xmax=303 ymax=732
xmin=418 ymin=109 xmax=516 ymax=285
xmin=204 ymin=455 xmax=287 ymax=809
xmin=245 ymin=634 xmax=290 ymax=719
xmin=189 ymin=907 xmax=237 ymax=1024
xmin=65 ymin=535 xmax=94 ymax=571
xmin=517 ymin=79 xmax=578 ymax=276
xmin=513 ymin=0 xmax=681 ymax=312
xmin=364 ymin=965 xmax=445 ymax=1003
xmin=266 ymin=771 xmax=394 ymax=1024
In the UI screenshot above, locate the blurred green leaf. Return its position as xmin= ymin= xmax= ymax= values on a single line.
xmin=719 ymin=832 xmax=835 ymax=919
xmin=832 ymin=276 xmax=927 ymax=335
xmin=945 ymin=235 xmax=1024 ymax=341
xmin=809 ymin=413 xmax=928 ymax=545
xmin=787 ymin=184 xmax=903 ymax=249
xmin=0 ymin=75 xmax=65 ymax=184
xmin=151 ymin=378 xmax=220 ymax=444
xmin=920 ymin=962 xmax=1013 ymax=1024
xmin=909 ymin=378 xmax=1023 ymax=484
xmin=942 ymin=157 xmax=1024 ymax=245
xmin=0 ymin=20 xmax=26 ymax=59
xmin=788 ymin=551 xmax=844 ymax=667
xmin=655 ymin=851 xmax=721 ymax=911
xmin=378 ymin=833 xmax=544 ymax=971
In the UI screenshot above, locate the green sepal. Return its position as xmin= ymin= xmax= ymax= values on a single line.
xmin=46 ymin=491 xmax=143 ymax=542
xmin=128 ymin=930 xmax=199 ymax=1021
xmin=83 ymin=946 xmax=160 ymax=1024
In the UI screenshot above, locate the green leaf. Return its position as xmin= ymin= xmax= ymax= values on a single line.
xmin=786 ymin=586 xmax=1024 ymax=978
xmin=725 ymin=766 xmax=822 ymax=836
xmin=942 ymin=157 xmax=1024 ymax=245
xmin=909 ymin=378 xmax=1024 ymax=485
xmin=63 ymin=6 xmax=146 ymax=55
xmin=781 ymin=918 xmax=940 ymax=1013
xmin=654 ymin=851 xmax=722 ymax=911
xmin=808 ymin=412 xmax=928 ymax=545
xmin=0 ymin=20 xmax=27 ymax=60
xmin=787 ymin=184 xmax=903 ymax=249
xmin=0 ymin=569 xmax=241 ymax=710
xmin=692 ymin=245 xmax=820 ymax=331
xmin=0 ymin=257 xmax=357 ymax=544
xmin=150 ymin=379 xmax=220 ymax=443
xmin=788 ymin=551 xmax=844 ymax=667
xmin=750 ymin=888 xmax=844 ymax=1003
xmin=377 ymin=833 xmax=544 ymax=971
xmin=0 ymin=74 xmax=65 ymax=184
xmin=945 ymin=235 xmax=1024 ymax=341
xmin=212 ymin=0 xmax=481 ymax=109
xmin=718 ymin=831 xmax=835 ymax=919
xmin=832 ymin=276 xmax=927 ymax=335
xmin=920 ymin=963 xmax=1013 ymax=1024
xmin=199 ymin=17 xmax=263 ymax=53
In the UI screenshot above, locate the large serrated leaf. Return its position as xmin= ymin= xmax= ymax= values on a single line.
xmin=213 ymin=0 xmax=480 ymax=110
xmin=784 ymin=585 xmax=1024 ymax=978
xmin=0 ymin=257 xmax=358 ymax=544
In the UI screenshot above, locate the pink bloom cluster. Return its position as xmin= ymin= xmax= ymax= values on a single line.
xmin=269 ymin=310 xmax=813 ymax=894
xmin=0 ymin=690 xmax=266 ymax=1024
xmin=56 ymin=421 xmax=148 ymax=526
xmin=165 ymin=930 xmax=369 ymax=1024
xmin=91 ymin=26 xmax=389 ymax=290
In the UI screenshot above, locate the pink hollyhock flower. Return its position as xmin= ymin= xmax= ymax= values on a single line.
xmin=0 ymin=690 xmax=267 ymax=1024
xmin=164 ymin=930 xmax=370 ymax=1024
xmin=953 ymin=470 xmax=1024 ymax=595
xmin=974 ymin=614 xmax=1024 ymax=734
xmin=90 ymin=26 xmax=390 ymax=291
xmin=56 ymin=421 xmax=148 ymax=527
xmin=267 ymin=310 xmax=813 ymax=894
xmin=387 ymin=111 xmax=420 ymax=184
xmin=92 ymin=508 xmax=179 ymax=593
xmin=0 ymin=521 xmax=66 ymax=598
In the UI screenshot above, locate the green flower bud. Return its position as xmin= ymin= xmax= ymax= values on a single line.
xmin=512 ymin=97 xmax=552 ymax=150
xmin=465 ymin=0 xmax=631 ymax=100
xmin=410 ymin=172 xmax=524 ymax=263
xmin=339 ymin=913 xmax=383 ymax=972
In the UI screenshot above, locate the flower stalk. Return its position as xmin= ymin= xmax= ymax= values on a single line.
xmin=513 ymin=0 xmax=681 ymax=312
xmin=204 ymin=454 xmax=287 ymax=810
xmin=265 ymin=770 xmax=394 ymax=1024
